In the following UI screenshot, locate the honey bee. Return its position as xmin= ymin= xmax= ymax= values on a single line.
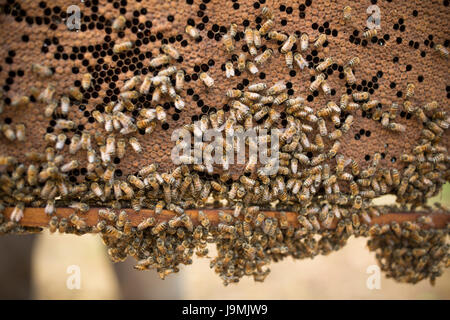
xmin=185 ymin=25 xmax=200 ymax=39
xmin=222 ymin=33 xmax=234 ymax=53
xmin=261 ymin=6 xmax=274 ymax=20
xmin=435 ymin=44 xmax=449 ymax=58
xmin=316 ymin=57 xmax=333 ymax=72
xmin=44 ymin=101 xmax=57 ymax=118
xmin=152 ymin=200 xmax=164 ymax=216
xmin=161 ymin=44 xmax=180 ymax=60
xmin=69 ymin=202 xmax=89 ymax=213
xmin=69 ymin=86 xmax=83 ymax=101
xmin=70 ymin=214 xmax=87 ymax=230
xmin=10 ymin=203 xmax=24 ymax=222
xmin=150 ymin=54 xmax=170 ymax=68
xmin=200 ymin=72 xmax=214 ymax=87
xmin=363 ymin=29 xmax=377 ymax=38
xmin=120 ymin=181 xmax=135 ymax=199
xmin=281 ymin=34 xmax=297 ymax=54
xmin=81 ymin=73 xmax=92 ymax=90
xmin=310 ymin=73 xmax=325 ymax=92
xmin=113 ymin=40 xmax=133 ymax=53
xmin=343 ymin=6 xmax=352 ymax=22
xmin=403 ymin=101 xmax=416 ymax=113
xmin=423 ymin=101 xmax=438 ymax=112
xmin=11 ymin=95 xmax=30 ymax=108
xmin=321 ymin=81 xmax=331 ymax=96
xmin=253 ymin=29 xmax=262 ymax=48
xmin=137 ymin=217 xmax=156 ymax=231
xmin=294 ymin=52 xmax=309 ymax=70
xmin=388 ymin=123 xmax=406 ymax=132
xmin=38 ymin=84 xmax=55 ymax=103
xmin=60 ymin=160 xmax=78 ymax=173
xmin=31 ymin=63 xmax=53 ymax=77
xmin=180 ymin=214 xmax=193 ymax=232
xmin=344 ymin=67 xmax=356 ymax=85
xmin=259 ymin=19 xmax=274 ymax=35
xmin=314 ymin=34 xmax=327 ymax=48
xmin=237 ymin=52 xmax=247 ymax=71
xmin=129 ymin=137 xmax=142 ymax=153
xmin=274 ymin=92 xmax=288 ymax=105
xmin=48 ymin=216 xmax=59 ymax=233
xmin=352 ymin=91 xmax=369 ymax=102
xmin=225 ymin=61 xmax=235 ymax=78
xmin=254 ymin=48 xmax=274 ymax=65
xmin=285 ymin=51 xmax=293 ymax=69
xmin=268 ymin=31 xmax=287 ymax=42
xmin=246 ymin=61 xmax=259 ymax=74
xmin=112 ymin=15 xmax=126 ymax=31
xmin=406 ymin=83 xmax=415 ymax=99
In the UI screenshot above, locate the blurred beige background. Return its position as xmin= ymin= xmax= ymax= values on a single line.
xmin=1 ymin=184 xmax=449 ymax=299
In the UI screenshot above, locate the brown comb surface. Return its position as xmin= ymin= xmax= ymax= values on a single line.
xmin=0 ymin=0 xmax=448 ymax=179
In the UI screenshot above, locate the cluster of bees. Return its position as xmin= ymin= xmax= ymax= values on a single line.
xmin=368 ymin=211 xmax=450 ymax=285
xmin=0 ymin=4 xmax=449 ymax=285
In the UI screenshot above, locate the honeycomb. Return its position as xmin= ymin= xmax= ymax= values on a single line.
xmin=0 ymin=0 xmax=448 ymax=285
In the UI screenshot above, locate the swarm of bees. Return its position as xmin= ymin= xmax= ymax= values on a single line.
xmin=0 ymin=3 xmax=449 ymax=286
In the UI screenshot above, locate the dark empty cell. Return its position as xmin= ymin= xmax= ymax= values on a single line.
xmin=396 ymin=37 xmax=402 ymax=44
xmin=305 ymin=0 xmax=312 ymax=6
xmin=361 ymin=40 xmax=368 ymax=47
xmin=365 ymin=131 xmax=371 ymax=137
xmin=371 ymin=36 xmax=378 ymax=44
xmin=359 ymin=129 xmax=365 ymax=135
xmin=332 ymin=29 xmax=338 ymax=37
xmin=393 ymin=24 xmax=399 ymax=30
xmin=390 ymin=82 xmax=396 ymax=89
xmin=406 ymin=64 xmax=412 ymax=71
xmin=397 ymin=91 xmax=403 ymax=97
xmin=393 ymin=56 xmax=399 ymax=63
xmin=399 ymin=25 xmax=405 ymax=32
xmin=281 ymin=19 xmax=287 ymax=26
xmin=383 ymin=34 xmax=390 ymax=41
xmin=289 ymin=70 xmax=296 ymax=77
xmin=354 ymin=38 xmax=360 ymax=45
xmin=254 ymin=2 xmax=260 ymax=9
xmin=406 ymin=113 xmax=412 ymax=120
xmin=354 ymin=134 xmax=360 ymax=140
xmin=364 ymin=155 xmax=370 ymax=161
xmin=391 ymin=156 xmax=396 ymax=163
xmin=318 ymin=26 xmax=324 ymax=33
xmin=259 ymin=72 xmax=266 ymax=79
xmin=233 ymin=3 xmax=239 ymax=9
xmin=412 ymin=10 xmax=418 ymax=17
xmin=280 ymin=4 xmax=286 ymax=11
xmin=299 ymin=12 xmax=306 ymax=19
